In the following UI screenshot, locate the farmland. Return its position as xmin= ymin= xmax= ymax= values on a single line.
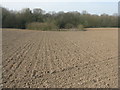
xmin=2 ymin=28 xmax=118 ymax=88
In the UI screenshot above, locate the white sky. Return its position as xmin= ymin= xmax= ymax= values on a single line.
xmin=1 ymin=0 xmax=119 ymax=2
xmin=0 ymin=0 xmax=119 ymax=15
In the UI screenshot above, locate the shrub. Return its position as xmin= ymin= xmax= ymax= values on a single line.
xmin=26 ymin=22 xmax=58 ymax=31
xmin=65 ymin=23 xmax=74 ymax=29
xmin=77 ymin=24 xmax=86 ymax=31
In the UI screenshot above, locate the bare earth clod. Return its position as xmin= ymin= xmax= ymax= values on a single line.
xmin=2 ymin=28 xmax=118 ymax=88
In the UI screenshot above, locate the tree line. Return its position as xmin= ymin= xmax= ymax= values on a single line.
xmin=2 ymin=7 xmax=118 ymax=30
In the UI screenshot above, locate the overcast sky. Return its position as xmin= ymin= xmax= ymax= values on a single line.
xmin=1 ymin=0 xmax=119 ymax=15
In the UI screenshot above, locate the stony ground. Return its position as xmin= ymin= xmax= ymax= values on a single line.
xmin=2 ymin=28 xmax=118 ymax=88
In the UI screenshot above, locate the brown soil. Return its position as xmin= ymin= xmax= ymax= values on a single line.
xmin=2 ymin=28 xmax=118 ymax=88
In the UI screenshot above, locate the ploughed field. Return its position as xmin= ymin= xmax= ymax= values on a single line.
xmin=2 ymin=28 xmax=118 ymax=88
